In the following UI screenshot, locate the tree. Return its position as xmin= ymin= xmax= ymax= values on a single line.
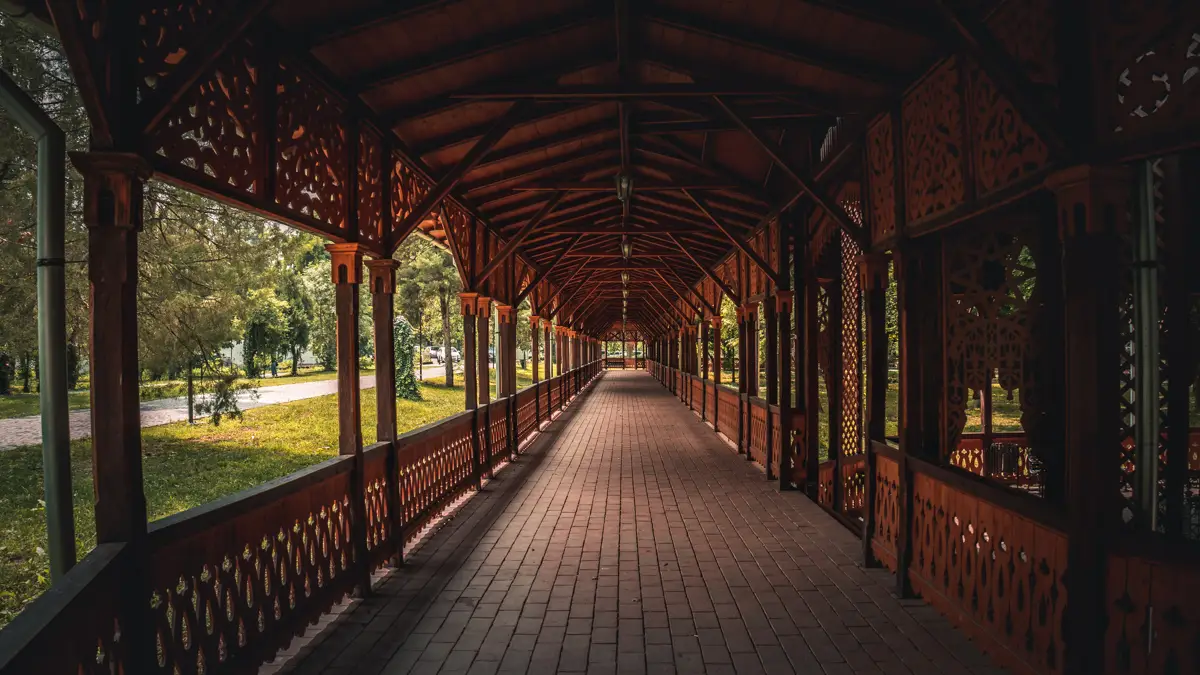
xmin=279 ymin=274 xmax=313 ymax=375
xmin=242 ymin=289 xmax=288 ymax=378
xmin=395 ymin=236 xmax=462 ymax=386
xmin=302 ymin=263 xmax=337 ymax=371
xmin=394 ymin=315 xmax=421 ymax=401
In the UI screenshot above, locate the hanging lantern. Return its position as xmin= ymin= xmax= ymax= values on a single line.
xmin=622 ymin=288 xmax=629 ymax=299
xmin=614 ymin=171 xmax=633 ymax=202
xmin=621 ymin=270 xmax=630 ymax=285
xmin=620 ymin=234 xmax=633 ymax=259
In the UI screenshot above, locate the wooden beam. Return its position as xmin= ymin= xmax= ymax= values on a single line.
xmin=800 ymin=0 xmax=942 ymax=39
xmin=643 ymin=8 xmax=904 ymax=86
xmin=298 ymin=0 xmax=459 ymax=46
xmin=472 ymin=122 xmax=617 ymax=174
xmin=931 ymin=0 xmax=1067 ymax=159
xmin=386 ymin=101 xmax=532 ymax=251
xmin=538 ymin=259 xmax=591 ymax=314
xmin=512 ymin=180 xmax=739 ymax=191
xmin=461 ymin=147 xmax=619 ymax=197
xmin=412 ymin=102 xmax=597 ymax=156
xmin=141 ymin=0 xmax=276 ymax=134
xmin=683 ymin=189 xmax=780 ymax=285
xmin=668 ymin=234 xmax=739 ymax=302
xmin=451 ymin=83 xmax=827 ymax=101
xmin=474 ymin=192 xmax=565 ymax=286
xmin=655 ymin=269 xmax=708 ymax=316
xmin=350 ymin=7 xmax=605 ymax=91
xmin=712 ymin=96 xmax=867 ymax=246
xmin=516 ymin=235 xmax=582 ymax=306
xmin=547 ymin=271 xmax=595 ymax=320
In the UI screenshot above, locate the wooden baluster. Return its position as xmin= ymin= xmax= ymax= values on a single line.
xmin=460 ymin=293 xmax=481 ymax=489
xmin=477 ymin=298 xmax=492 ymax=478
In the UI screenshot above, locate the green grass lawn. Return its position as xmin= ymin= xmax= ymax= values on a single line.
xmin=0 ymin=367 xmax=370 ymax=421
xmin=0 ymin=375 xmax=464 ymax=628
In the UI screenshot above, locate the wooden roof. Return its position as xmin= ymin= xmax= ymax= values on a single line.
xmin=258 ymin=0 xmax=948 ymax=334
xmin=29 ymin=0 xmax=1027 ymax=336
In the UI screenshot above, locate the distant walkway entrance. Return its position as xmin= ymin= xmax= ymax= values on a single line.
xmin=279 ymin=371 xmax=1005 ymax=675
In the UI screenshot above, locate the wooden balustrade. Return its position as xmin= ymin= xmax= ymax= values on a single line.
xmin=0 ymin=362 xmax=605 ymax=675
xmin=747 ymin=398 xmax=768 ymax=466
xmin=716 ymin=387 xmax=738 ymax=438
xmin=0 ymin=544 xmax=127 ymax=674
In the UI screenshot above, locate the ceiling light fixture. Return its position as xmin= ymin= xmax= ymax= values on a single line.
xmin=614 ymin=171 xmax=633 ymax=203
xmin=620 ymin=234 xmax=632 ymax=260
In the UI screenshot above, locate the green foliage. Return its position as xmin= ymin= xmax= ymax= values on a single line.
xmin=278 ymin=274 xmax=313 ymax=377
xmin=395 ymin=236 xmax=463 ymax=386
xmin=301 ymin=263 xmax=337 ymax=371
xmin=195 ymin=374 xmax=256 ymax=426
xmin=241 ymin=289 xmax=288 ymax=378
xmin=394 ymin=315 xmax=421 ymax=401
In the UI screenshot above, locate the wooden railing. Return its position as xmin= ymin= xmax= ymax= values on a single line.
xmin=0 ymin=360 xmax=604 ymax=675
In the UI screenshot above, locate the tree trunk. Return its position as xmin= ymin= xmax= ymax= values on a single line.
xmin=22 ymin=352 xmax=31 ymax=393
xmin=441 ymin=293 xmax=454 ymax=387
xmin=291 ymin=345 xmax=300 ymax=376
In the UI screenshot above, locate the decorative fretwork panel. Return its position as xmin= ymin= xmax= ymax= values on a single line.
xmin=397 ymin=413 xmax=475 ymax=543
xmin=357 ymin=129 xmax=385 ymax=245
xmin=391 ymin=155 xmax=431 ymax=231
xmin=362 ymin=447 xmax=392 ymax=572
xmin=818 ymin=461 xmax=836 ymax=509
xmin=903 ymin=58 xmax=967 ymax=223
xmin=841 ymin=458 xmax=866 ymax=514
xmin=1096 ymin=3 xmax=1200 ymax=142
xmin=872 ymin=452 xmax=899 ymax=571
xmin=488 ymin=402 xmax=510 ymax=470
xmin=749 ymin=400 xmax=768 ymax=466
xmin=965 ymin=59 xmax=1050 ymax=196
xmin=275 ymin=63 xmax=348 ymax=230
xmin=516 ymin=388 xmax=537 ymax=442
xmin=943 ymin=223 xmax=1040 ymax=454
xmin=910 ymin=473 xmax=1067 ymax=675
xmin=866 ymin=114 xmax=896 ymax=242
xmin=149 ymin=460 xmax=356 ymax=674
xmin=1106 ymin=553 xmax=1200 ymax=675
xmin=137 ymin=0 xmax=230 ymax=101
xmin=149 ymin=38 xmax=263 ymax=196
xmin=840 ymin=230 xmax=863 ymax=459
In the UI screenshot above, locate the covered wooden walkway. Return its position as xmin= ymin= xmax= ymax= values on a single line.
xmin=279 ymin=371 xmax=1002 ymax=675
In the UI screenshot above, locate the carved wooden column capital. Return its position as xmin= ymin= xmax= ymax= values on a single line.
xmin=365 ymin=258 xmax=399 ymax=294
xmin=326 ymin=243 xmax=365 ymax=285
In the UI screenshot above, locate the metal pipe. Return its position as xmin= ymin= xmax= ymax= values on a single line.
xmin=0 ymin=67 xmax=75 ymax=579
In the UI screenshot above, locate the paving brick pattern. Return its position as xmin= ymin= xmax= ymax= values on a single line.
xmin=278 ymin=371 xmax=1007 ymax=675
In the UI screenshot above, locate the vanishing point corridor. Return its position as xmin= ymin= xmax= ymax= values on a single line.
xmin=282 ymin=371 xmax=1004 ymax=675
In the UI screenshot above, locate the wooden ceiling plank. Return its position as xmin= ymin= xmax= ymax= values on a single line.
xmin=299 ymin=0 xmax=460 ymax=46
xmin=351 ymin=7 xmax=607 ymax=92
xmin=643 ymin=7 xmax=905 ymax=87
xmin=668 ymin=234 xmax=738 ymax=302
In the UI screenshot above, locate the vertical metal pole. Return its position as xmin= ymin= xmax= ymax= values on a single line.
xmin=0 ymin=69 xmax=75 ymax=579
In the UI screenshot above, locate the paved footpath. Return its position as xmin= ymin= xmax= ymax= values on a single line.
xmin=276 ymin=370 xmax=1007 ymax=675
xmin=0 ymin=364 xmax=470 ymax=451
xmin=0 ymin=375 xmax=376 ymax=450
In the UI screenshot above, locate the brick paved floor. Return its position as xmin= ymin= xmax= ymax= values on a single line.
xmin=277 ymin=371 xmax=1007 ymax=675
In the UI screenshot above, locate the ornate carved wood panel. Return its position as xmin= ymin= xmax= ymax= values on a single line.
xmin=872 ymin=452 xmax=899 ymax=571
xmin=149 ymin=459 xmax=356 ymax=674
xmin=397 ymin=413 xmax=475 ymax=543
xmin=362 ymin=446 xmax=392 ymax=572
xmin=1095 ymin=2 xmax=1200 ymax=145
xmin=357 ymin=128 xmax=385 ymax=246
xmin=965 ymin=59 xmax=1050 ymax=196
xmin=903 ymin=58 xmax=967 ymax=223
xmin=987 ymin=0 xmax=1059 ymax=91
xmin=137 ymin=0 xmax=231 ymax=103
xmin=942 ymin=222 xmax=1041 ymax=456
xmin=839 ymin=229 xmax=863 ymax=462
xmin=910 ymin=472 xmax=1067 ymax=674
xmin=148 ymin=38 xmax=263 ymax=197
xmin=866 ymin=114 xmax=897 ymax=243
xmin=275 ymin=63 xmax=349 ymax=231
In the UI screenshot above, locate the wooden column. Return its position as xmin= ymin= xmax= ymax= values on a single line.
xmin=765 ymin=297 xmax=778 ymax=479
xmin=804 ymin=278 xmax=821 ymax=498
xmin=367 ymin=259 xmax=400 ymax=442
xmin=460 ymin=294 xmax=479 ymax=410
xmin=74 ymin=144 xmax=154 ymax=674
xmin=74 ymin=152 xmax=150 ymax=546
xmin=496 ymin=304 xmax=516 ymax=397
xmin=744 ymin=304 xmax=760 ymax=398
xmin=460 ymin=294 xmax=481 ymax=488
xmin=477 ymin=298 xmax=492 ymax=405
xmin=777 ymin=291 xmax=794 ymax=491
xmin=736 ymin=309 xmax=747 ymax=453
xmin=859 ymin=253 xmax=890 ymax=566
xmin=701 ymin=318 xmax=711 ymax=421
xmin=712 ymin=317 xmax=722 ymax=431
xmin=543 ymin=319 xmax=552 ymax=415
xmin=531 ymin=314 xmax=541 ymax=425
xmin=1046 ymin=166 xmax=1128 ymax=675
xmin=327 ymin=243 xmax=369 ymax=593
